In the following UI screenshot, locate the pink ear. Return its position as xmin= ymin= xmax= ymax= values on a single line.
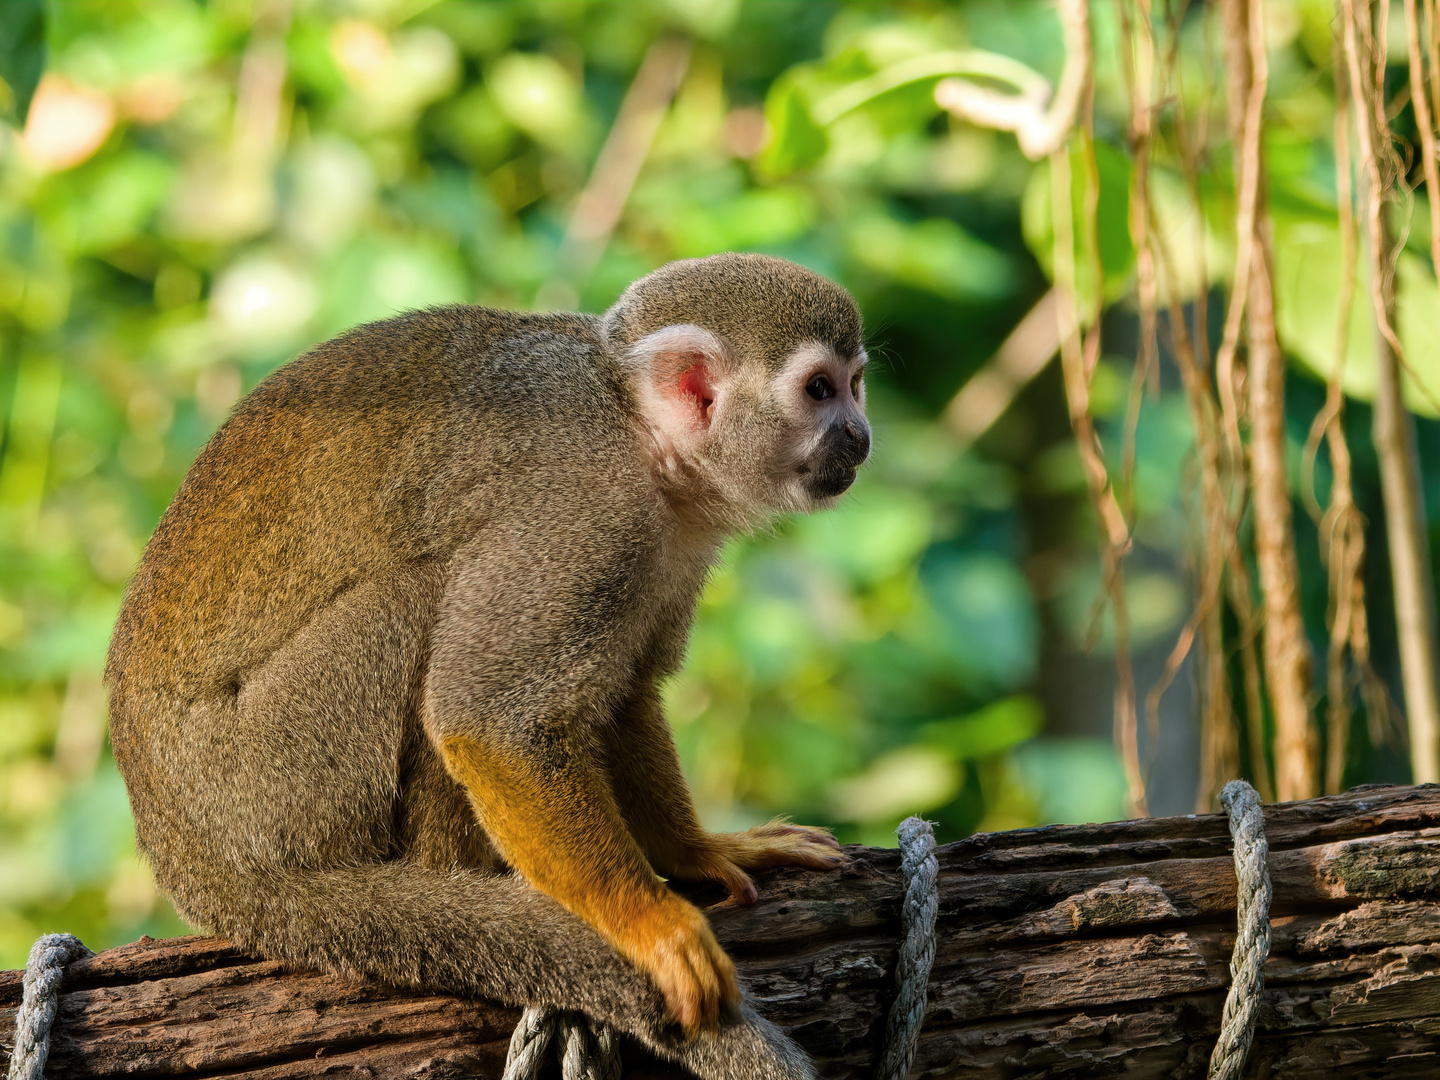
xmin=628 ymin=324 xmax=730 ymax=448
xmin=675 ymin=363 xmax=717 ymax=428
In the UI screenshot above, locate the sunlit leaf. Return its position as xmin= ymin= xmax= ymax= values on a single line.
xmin=756 ymin=75 xmax=827 ymax=177
xmin=488 ymin=50 xmax=583 ymax=148
xmin=1272 ymin=215 xmax=1440 ymax=417
xmin=1020 ymin=139 xmax=1136 ymax=309
xmin=921 ymin=695 xmax=1044 ymax=760
xmin=0 ymin=0 xmax=45 ymax=124
xmin=828 ymin=744 xmax=960 ymax=822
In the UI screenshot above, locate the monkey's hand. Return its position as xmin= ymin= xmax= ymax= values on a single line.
xmin=669 ymin=820 xmax=847 ymax=906
xmin=611 ymin=888 xmax=741 ymax=1035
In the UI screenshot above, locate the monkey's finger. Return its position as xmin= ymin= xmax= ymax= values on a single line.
xmin=664 ymin=942 xmax=714 ymax=1037
xmin=690 ymin=948 xmax=722 ymax=1032
xmin=748 ymin=820 xmax=843 ymax=849
xmin=717 ymin=863 xmax=759 ymax=906
xmin=710 ymin=939 xmax=741 ymax=1007
xmin=753 ymin=818 xmax=835 ymax=838
xmin=650 ymin=914 xmax=733 ymax=1037
xmin=688 ymin=925 xmax=738 ymax=1028
xmin=788 ymin=839 xmax=851 ymax=866
xmin=657 ymin=949 xmax=703 ymax=1035
xmin=726 ymin=835 xmax=851 ymax=872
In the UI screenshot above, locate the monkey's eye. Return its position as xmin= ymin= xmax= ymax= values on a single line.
xmin=850 ymin=371 xmax=863 ymax=397
xmin=805 ymin=375 xmax=835 ymax=401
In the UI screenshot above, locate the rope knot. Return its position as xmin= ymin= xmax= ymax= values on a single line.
xmin=7 ymin=932 xmax=92 ymax=1080
xmin=1208 ymin=779 xmax=1272 ymax=1080
xmin=877 ymin=815 xmax=938 ymax=1080
xmin=502 ymin=1004 xmax=621 ymax=1080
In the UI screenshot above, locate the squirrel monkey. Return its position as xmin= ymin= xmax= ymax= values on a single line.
xmin=107 ymin=254 xmax=870 ymax=1078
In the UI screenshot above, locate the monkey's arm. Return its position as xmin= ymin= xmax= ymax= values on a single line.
xmin=427 ymin=536 xmax=736 ymax=1033
xmin=608 ymin=686 xmax=845 ymax=905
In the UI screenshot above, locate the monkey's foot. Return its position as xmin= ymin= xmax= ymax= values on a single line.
xmin=675 ymin=820 xmax=847 ymax=906
xmin=611 ymin=891 xmax=740 ymax=1037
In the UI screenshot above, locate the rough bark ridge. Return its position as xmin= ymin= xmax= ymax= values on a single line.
xmin=5 ymin=785 xmax=1440 ymax=1078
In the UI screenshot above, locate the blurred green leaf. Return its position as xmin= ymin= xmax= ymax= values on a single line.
xmin=756 ymin=75 xmax=827 ymax=177
xmin=1272 ymin=215 xmax=1440 ymax=417
xmin=921 ymin=695 xmax=1044 ymax=760
xmin=829 ymin=744 xmax=960 ymax=822
xmin=0 ymin=0 xmax=45 ymax=124
xmin=488 ymin=50 xmax=584 ymax=148
xmin=664 ymin=185 xmax=818 ymax=255
xmin=846 ymin=210 xmax=1015 ymax=301
xmin=919 ymin=550 xmax=1038 ymax=691
xmin=1014 ymin=738 xmax=1128 ymax=826
xmin=39 ymin=151 xmax=175 ymax=256
xmin=788 ymin=485 xmax=932 ymax=585
xmin=1021 ymin=139 xmax=1136 ymax=308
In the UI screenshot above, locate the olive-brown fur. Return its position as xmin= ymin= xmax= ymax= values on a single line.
xmin=603 ymin=252 xmax=863 ymax=367
xmin=107 ymin=255 xmax=864 ymax=1079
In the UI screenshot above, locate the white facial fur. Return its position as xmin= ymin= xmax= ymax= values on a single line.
xmin=624 ymin=327 xmax=869 ymax=522
xmin=769 ymin=341 xmax=869 ymax=509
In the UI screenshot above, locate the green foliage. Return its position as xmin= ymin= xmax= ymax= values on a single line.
xmin=1273 ymin=217 xmax=1440 ymax=416
xmin=1021 ymin=141 xmax=1136 ymax=309
xmin=0 ymin=0 xmax=46 ymax=124
xmin=0 ymin=0 xmax=1426 ymax=972
xmin=756 ymin=75 xmax=826 ymax=177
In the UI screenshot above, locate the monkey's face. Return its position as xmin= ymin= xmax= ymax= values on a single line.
xmin=765 ymin=341 xmax=871 ymax=508
xmin=625 ymin=325 xmax=870 ymax=521
xmin=609 ymin=254 xmax=869 ymax=523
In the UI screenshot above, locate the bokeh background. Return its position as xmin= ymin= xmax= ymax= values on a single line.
xmin=2 ymin=0 xmax=1436 ymax=968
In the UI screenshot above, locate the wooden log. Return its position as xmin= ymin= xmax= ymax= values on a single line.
xmin=5 ymin=784 xmax=1440 ymax=1077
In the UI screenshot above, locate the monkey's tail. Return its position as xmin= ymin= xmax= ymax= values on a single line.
xmin=162 ymin=860 xmax=814 ymax=1080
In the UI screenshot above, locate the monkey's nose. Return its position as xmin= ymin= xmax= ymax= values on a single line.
xmin=844 ymin=422 xmax=871 ymax=461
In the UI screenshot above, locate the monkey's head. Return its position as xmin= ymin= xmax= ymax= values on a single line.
xmin=603 ymin=253 xmax=870 ymax=522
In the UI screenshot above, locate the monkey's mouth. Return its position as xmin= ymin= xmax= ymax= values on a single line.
xmin=803 ymin=467 xmax=858 ymax=499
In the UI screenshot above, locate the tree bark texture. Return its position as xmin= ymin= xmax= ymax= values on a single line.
xmin=6 ymin=785 xmax=1440 ymax=1078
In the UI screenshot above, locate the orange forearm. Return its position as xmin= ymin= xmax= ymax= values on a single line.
xmin=440 ymin=733 xmax=669 ymax=942
xmin=440 ymin=727 xmax=742 ymax=1034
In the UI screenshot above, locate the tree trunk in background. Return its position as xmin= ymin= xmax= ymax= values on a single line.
xmin=1343 ymin=0 xmax=1440 ymax=784
xmin=1245 ymin=230 xmax=1318 ymax=800
xmin=7 ymin=786 xmax=1440 ymax=1078
xmin=1222 ymin=0 xmax=1318 ymax=801
xmin=1369 ymin=255 xmax=1440 ymax=783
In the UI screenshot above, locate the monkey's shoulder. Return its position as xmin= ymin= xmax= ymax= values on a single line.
xmin=246 ymin=304 xmax=611 ymax=414
xmin=197 ymin=304 xmax=632 ymax=484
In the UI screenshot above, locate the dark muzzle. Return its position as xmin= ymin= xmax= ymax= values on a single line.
xmin=803 ymin=421 xmax=871 ymax=498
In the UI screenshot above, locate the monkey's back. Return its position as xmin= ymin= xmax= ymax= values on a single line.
xmin=108 ymin=306 xmax=635 ymax=695
xmin=104 ymin=305 xmax=663 ymax=885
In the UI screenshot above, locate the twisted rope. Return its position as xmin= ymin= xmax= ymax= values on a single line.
xmin=6 ymin=933 xmax=92 ymax=1080
xmin=506 ymin=819 xmax=939 ymax=1080
xmin=502 ymin=1003 xmax=621 ymax=1080
xmin=1207 ymin=779 xmax=1271 ymax=1080
xmin=877 ymin=816 xmax=939 ymax=1080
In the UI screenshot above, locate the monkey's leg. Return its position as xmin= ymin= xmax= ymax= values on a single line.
xmin=436 ymin=724 xmax=738 ymax=1034
xmin=122 ymin=567 xmax=807 ymax=1076
xmin=183 ymin=862 xmax=813 ymax=1080
xmin=607 ymin=686 xmax=846 ymax=906
xmin=427 ymin=543 xmax=744 ymax=1035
